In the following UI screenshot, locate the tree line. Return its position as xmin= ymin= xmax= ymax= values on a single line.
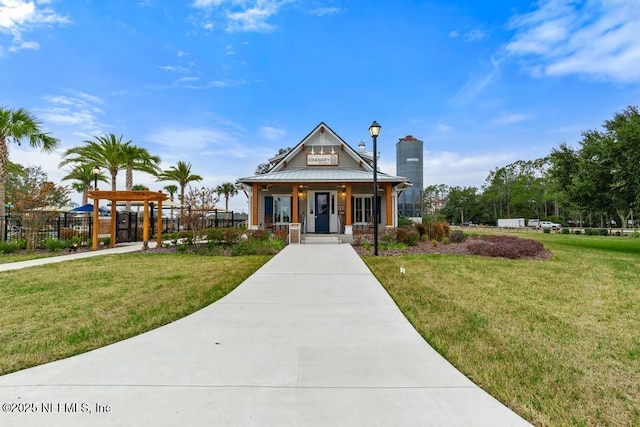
xmin=424 ymin=106 xmax=640 ymax=228
xmin=1 ymin=106 xmax=240 ymax=240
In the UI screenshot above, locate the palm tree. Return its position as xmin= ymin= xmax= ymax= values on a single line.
xmin=7 ymin=160 xmax=24 ymax=176
xmin=216 ymin=182 xmax=238 ymax=212
xmin=164 ymin=184 xmax=178 ymax=201
xmin=164 ymin=184 xmax=178 ymax=219
xmin=1 ymin=107 xmax=59 ymax=231
xmin=121 ymin=144 xmax=161 ymax=211
xmin=60 ymin=133 xmax=129 ymax=191
xmin=61 ymin=164 xmax=108 ymax=205
xmin=157 ymin=161 xmax=202 ymax=215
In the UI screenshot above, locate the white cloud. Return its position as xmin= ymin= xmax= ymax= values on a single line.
xmin=449 ymin=30 xmax=459 ymax=38
xmin=37 ymin=92 xmax=106 ymax=133
xmin=506 ymin=0 xmax=640 ymax=82
xmin=191 ymin=0 xmax=289 ymax=33
xmin=0 ymin=0 xmax=70 ymax=53
xmin=435 ymin=123 xmax=453 ymax=133
xmin=451 ymin=56 xmax=501 ymax=104
xmin=257 ymin=125 xmax=286 ymax=141
xmin=147 ymin=126 xmax=252 ymax=158
xmin=464 ymin=28 xmax=486 ymax=42
xmin=491 ymin=112 xmax=531 ymax=125
xmin=309 ymin=7 xmax=343 ymax=17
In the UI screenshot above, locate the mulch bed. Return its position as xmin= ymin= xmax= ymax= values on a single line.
xmin=352 ymin=238 xmax=553 ymax=260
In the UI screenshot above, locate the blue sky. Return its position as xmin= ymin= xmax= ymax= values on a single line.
xmin=1 ymin=0 xmax=639 ymax=212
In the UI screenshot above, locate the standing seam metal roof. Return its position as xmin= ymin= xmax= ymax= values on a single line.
xmin=237 ymin=168 xmax=408 ymax=183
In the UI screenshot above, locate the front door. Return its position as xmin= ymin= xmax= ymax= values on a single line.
xmin=315 ymin=192 xmax=330 ymax=233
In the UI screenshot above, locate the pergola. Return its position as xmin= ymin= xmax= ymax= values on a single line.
xmin=87 ymin=189 xmax=169 ymax=251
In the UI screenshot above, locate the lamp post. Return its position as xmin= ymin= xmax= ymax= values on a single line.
xmin=200 ymin=187 xmax=206 ymax=229
xmin=368 ymin=120 xmax=381 ymax=256
xmin=92 ymin=166 xmax=100 ymax=190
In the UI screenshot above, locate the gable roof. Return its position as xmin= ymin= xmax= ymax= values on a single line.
xmin=271 ymin=122 xmax=374 ymax=173
xmin=237 ymin=122 xmax=410 ymax=188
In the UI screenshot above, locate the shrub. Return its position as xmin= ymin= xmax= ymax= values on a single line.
xmin=561 ymin=228 xmax=570 ymax=234
xmin=398 ymin=228 xmax=420 ymax=246
xmin=450 ymin=230 xmax=467 ymax=243
xmin=272 ymin=229 xmax=289 ymax=244
xmin=574 ymin=229 xmax=582 ymax=235
xmin=423 ymin=219 xmax=450 ymax=242
xmin=442 ymin=237 xmax=450 ymax=245
xmin=206 ymin=228 xmax=225 ymax=243
xmin=543 ymin=228 xmax=551 ymax=234
xmin=231 ymin=239 xmax=284 ymax=256
xmin=397 ymin=217 xmax=414 ymax=227
xmin=599 ymin=228 xmax=609 ymax=236
xmin=223 ymin=228 xmax=244 ymax=244
xmin=615 ymin=231 xmax=622 ymax=237
xmin=414 ymin=223 xmax=427 ymax=239
xmin=0 ymin=241 xmax=22 ymax=253
xmin=44 ymin=238 xmax=67 ymax=252
xmin=353 ymin=233 xmax=372 ymax=246
xmin=249 ymin=229 xmax=269 ymax=241
xmin=431 ymin=239 xmax=439 ymax=247
xmin=466 ymin=235 xmax=545 ymax=259
xmin=379 ymin=229 xmax=398 ymax=245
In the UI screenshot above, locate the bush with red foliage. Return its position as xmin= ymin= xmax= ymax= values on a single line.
xmin=466 ymin=235 xmax=545 ymax=259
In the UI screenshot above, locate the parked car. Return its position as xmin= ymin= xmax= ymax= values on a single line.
xmin=462 ymin=221 xmax=477 ymax=227
xmin=539 ymin=221 xmax=561 ymax=230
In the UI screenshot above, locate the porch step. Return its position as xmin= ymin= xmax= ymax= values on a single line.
xmin=303 ymin=234 xmax=341 ymax=244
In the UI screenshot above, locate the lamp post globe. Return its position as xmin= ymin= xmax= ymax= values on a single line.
xmin=368 ymin=121 xmax=381 ymax=256
xmin=92 ymin=166 xmax=100 ymax=190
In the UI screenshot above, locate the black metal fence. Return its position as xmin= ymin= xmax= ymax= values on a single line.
xmin=1 ymin=210 xmax=246 ymax=246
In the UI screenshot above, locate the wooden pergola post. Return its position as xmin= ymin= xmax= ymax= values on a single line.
xmin=87 ymin=190 xmax=169 ymax=251
xmin=143 ymin=200 xmax=149 ymax=250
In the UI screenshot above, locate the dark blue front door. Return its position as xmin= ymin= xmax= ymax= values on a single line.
xmin=315 ymin=192 xmax=330 ymax=233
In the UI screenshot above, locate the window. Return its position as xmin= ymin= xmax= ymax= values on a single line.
xmin=351 ymin=195 xmax=380 ymax=224
xmin=273 ymin=196 xmax=291 ymax=223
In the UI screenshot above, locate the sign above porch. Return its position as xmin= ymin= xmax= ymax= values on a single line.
xmin=307 ymin=153 xmax=339 ymax=166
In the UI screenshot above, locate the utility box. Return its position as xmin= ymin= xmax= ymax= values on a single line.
xmin=289 ymin=223 xmax=301 ymax=244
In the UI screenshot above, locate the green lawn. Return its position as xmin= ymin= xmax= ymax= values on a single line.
xmin=0 ymin=252 xmax=59 ymax=264
xmin=0 ymin=253 xmax=271 ymax=376
xmin=363 ymin=232 xmax=640 ymax=426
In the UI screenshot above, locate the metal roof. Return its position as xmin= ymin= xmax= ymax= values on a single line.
xmin=237 ymin=168 xmax=409 ymax=184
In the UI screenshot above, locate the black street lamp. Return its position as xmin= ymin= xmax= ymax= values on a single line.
xmin=92 ymin=166 xmax=100 ymax=190
xmin=368 ymin=120 xmax=381 ymax=256
xmin=200 ymin=187 xmax=206 ymax=229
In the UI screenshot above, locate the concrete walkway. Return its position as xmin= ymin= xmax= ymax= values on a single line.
xmin=0 ymin=241 xmax=150 ymax=272
xmin=0 ymin=243 xmax=531 ymax=426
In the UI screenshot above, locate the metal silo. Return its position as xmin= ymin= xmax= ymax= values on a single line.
xmin=396 ymin=135 xmax=423 ymax=218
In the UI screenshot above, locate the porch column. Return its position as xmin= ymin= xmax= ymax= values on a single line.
xmin=252 ymin=183 xmax=259 ymax=228
xmin=345 ymin=184 xmax=353 ymax=235
xmin=292 ymin=183 xmax=299 ymax=223
xmin=385 ymin=183 xmax=393 ymax=227
xmin=345 ymin=184 xmax=352 ymax=225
